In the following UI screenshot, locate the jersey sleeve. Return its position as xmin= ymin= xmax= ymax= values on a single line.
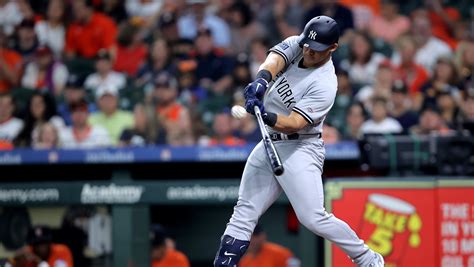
xmin=268 ymin=35 xmax=301 ymax=66
xmin=293 ymin=84 xmax=337 ymax=125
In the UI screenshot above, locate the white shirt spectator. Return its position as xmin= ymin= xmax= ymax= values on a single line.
xmin=360 ymin=118 xmax=403 ymax=134
xmin=0 ymin=1 xmax=23 ymax=36
xmin=415 ymin=37 xmax=452 ymax=73
xmin=391 ymin=37 xmax=451 ymax=74
xmin=340 ymin=53 xmax=386 ymax=86
xmin=178 ymin=13 xmax=231 ymax=48
xmin=21 ymin=61 xmax=69 ymax=91
xmin=35 ymin=21 xmax=65 ymax=58
xmin=84 ymin=72 xmax=126 ymax=92
xmin=0 ymin=118 xmax=24 ymax=142
xmin=59 ymin=125 xmax=111 ymax=149
xmin=125 ymin=0 xmax=163 ymax=18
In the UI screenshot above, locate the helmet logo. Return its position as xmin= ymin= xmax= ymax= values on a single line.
xmin=308 ymin=30 xmax=318 ymax=40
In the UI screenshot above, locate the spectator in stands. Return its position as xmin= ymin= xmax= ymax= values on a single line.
xmin=99 ymin=0 xmax=128 ymax=24
xmin=84 ymin=49 xmax=126 ymax=91
xmin=89 ymin=84 xmax=134 ymax=145
xmin=356 ymin=62 xmax=394 ymax=112
xmin=424 ymin=0 xmax=461 ymax=49
xmin=16 ymin=91 xmax=64 ymax=147
xmin=34 ymin=0 xmax=66 ymax=58
xmin=248 ymin=38 xmax=270 ymax=79
xmin=176 ymin=60 xmax=207 ymax=109
xmin=227 ymin=1 xmax=267 ymax=55
xmin=455 ymin=38 xmax=474 ymax=93
xmin=303 ymin=0 xmax=354 ymax=43
xmin=239 ymin=224 xmax=300 ymax=267
xmin=360 ymin=96 xmax=403 ymax=135
xmin=231 ymin=55 xmax=252 ymax=95
xmin=14 ymin=225 xmax=73 ymax=267
xmin=343 ymin=102 xmax=367 ymax=140
xmin=66 ymin=0 xmax=118 ymax=59
xmin=157 ymin=10 xmax=180 ymax=44
xmin=460 ymin=94 xmax=474 ymax=125
xmin=326 ymin=69 xmax=353 ymax=133
xmin=418 ymin=56 xmax=462 ymax=111
xmin=339 ymin=31 xmax=386 ymax=86
xmin=113 ymin=22 xmax=148 ymax=77
xmin=58 ymin=74 xmax=97 ymax=126
xmin=410 ymin=10 xmax=452 ymax=73
xmin=369 ymin=0 xmax=410 ymax=44
xmin=0 ymin=93 xmax=23 ymax=149
xmin=149 ymin=72 xmax=194 ymax=145
xmin=0 ymin=28 xmax=22 ymax=93
xmin=410 ymin=104 xmax=452 ymax=135
xmin=0 ymin=258 xmax=14 ymax=267
xmin=0 ymin=0 xmax=23 ymax=36
xmin=21 ymin=45 xmax=69 ymax=96
xmin=389 ymin=80 xmax=419 ymax=131
xmin=125 ymin=0 xmax=162 ymax=25
xmin=150 ymin=224 xmax=190 ymax=267
xmin=202 ymin=110 xmax=245 ymax=146
xmin=60 ymin=99 xmax=111 ymax=149
xmin=33 ymin=122 xmax=60 ymax=149
xmin=322 ymin=123 xmax=341 ymax=144
xmin=13 ymin=19 xmax=39 ymax=62
xmin=178 ymin=0 xmax=231 ymax=49
xmin=119 ymin=103 xmax=148 ymax=146
xmin=392 ymin=34 xmax=429 ymax=97
xmin=192 ymin=26 xmax=234 ymax=94
xmin=435 ymin=86 xmax=462 ymax=129
xmin=135 ymin=38 xmax=177 ymax=88
xmin=257 ymin=0 xmax=304 ymax=47
xmin=233 ymin=109 xmax=260 ymax=143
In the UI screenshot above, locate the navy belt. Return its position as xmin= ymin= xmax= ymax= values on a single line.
xmin=269 ymin=133 xmax=322 ymax=141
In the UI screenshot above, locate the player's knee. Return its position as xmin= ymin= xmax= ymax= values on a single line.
xmin=295 ymin=210 xmax=327 ymax=235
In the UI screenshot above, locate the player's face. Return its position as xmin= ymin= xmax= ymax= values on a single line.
xmin=302 ymin=45 xmax=336 ymax=68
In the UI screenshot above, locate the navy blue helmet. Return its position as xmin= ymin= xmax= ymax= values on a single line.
xmin=298 ymin=16 xmax=340 ymax=51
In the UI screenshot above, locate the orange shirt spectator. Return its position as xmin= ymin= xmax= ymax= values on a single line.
xmin=394 ymin=63 xmax=429 ymax=97
xmin=16 ymin=225 xmax=73 ymax=267
xmin=151 ymin=249 xmax=190 ymax=267
xmin=113 ymin=22 xmax=148 ymax=76
xmin=113 ymin=43 xmax=147 ymax=76
xmin=239 ymin=243 xmax=295 ymax=267
xmin=0 ymin=48 xmax=22 ymax=93
xmin=428 ymin=7 xmax=461 ymax=49
xmin=339 ymin=0 xmax=380 ymax=15
xmin=24 ymin=244 xmax=73 ymax=267
xmin=239 ymin=225 xmax=299 ymax=267
xmin=66 ymin=0 xmax=117 ymax=58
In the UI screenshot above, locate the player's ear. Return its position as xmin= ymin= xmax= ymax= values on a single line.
xmin=328 ymin=43 xmax=338 ymax=53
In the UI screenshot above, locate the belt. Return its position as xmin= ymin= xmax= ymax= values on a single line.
xmin=269 ymin=133 xmax=322 ymax=141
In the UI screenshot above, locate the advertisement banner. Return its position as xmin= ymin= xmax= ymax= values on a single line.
xmin=437 ymin=181 xmax=474 ymax=267
xmin=325 ymin=181 xmax=437 ymax=267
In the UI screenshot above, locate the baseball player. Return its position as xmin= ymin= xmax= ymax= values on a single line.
xmin=213 ymin=16 xmax=384 ymax=267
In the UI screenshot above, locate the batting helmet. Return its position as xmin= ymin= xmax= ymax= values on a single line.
xmin=298 ymin=16 xmax=340 ymax=51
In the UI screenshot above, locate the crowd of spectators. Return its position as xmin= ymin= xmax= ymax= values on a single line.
xmin=0 ymin=0 xmax=473 ymax=150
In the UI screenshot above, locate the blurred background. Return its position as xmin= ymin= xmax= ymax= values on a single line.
xmin=0 ymin=0 xmax=473 ymax=266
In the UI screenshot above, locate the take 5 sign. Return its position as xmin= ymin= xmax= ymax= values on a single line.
xmin=324 ymin=179 xmax=474 ymax=267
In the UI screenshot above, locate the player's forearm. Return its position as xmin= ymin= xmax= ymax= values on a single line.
xmin=258 ymin=52 xmax=286 ymax=80
xmin=267 ymin=112 xmax=308 ymax=134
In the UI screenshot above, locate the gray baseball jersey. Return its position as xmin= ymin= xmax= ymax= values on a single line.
xmin=264 ymin=35 xmax=337 ymax=136
xmin=222 ymin=36 xmax=378 ymax=266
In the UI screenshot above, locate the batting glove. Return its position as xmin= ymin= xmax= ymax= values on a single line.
xmin=245 ymin=97 xmax=265 ymax=115
xmin=244 ymin=78 xmax=268 ymax=101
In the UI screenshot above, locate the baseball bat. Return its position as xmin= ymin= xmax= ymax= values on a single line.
xmin=254 ymin=106 xmax=284 ymax=176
